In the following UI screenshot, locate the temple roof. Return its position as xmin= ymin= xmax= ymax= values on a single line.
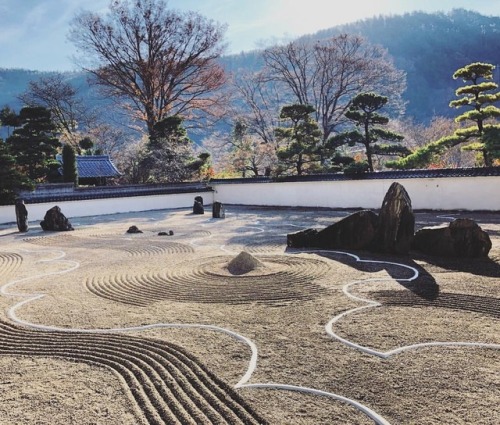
xmin=57 ymin=154 xmax=121 ymax=178
xmin=76 ymin=155 xmax=121 ymax=178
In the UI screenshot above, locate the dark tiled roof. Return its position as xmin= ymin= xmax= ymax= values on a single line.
xmin=76 ymin=155 xmax=121 ymax=178
xmin=210 ymin=167 xmax=500 ymax=184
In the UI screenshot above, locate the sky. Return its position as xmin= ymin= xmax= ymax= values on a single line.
xmin=0 ymin=0 xmax=499 ymax=72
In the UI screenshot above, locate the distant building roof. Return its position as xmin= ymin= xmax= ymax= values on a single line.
xmin=76 ymin=155 xmax=121 ymax=178
xmin=57 ymin=154 xmax=121 ymax=179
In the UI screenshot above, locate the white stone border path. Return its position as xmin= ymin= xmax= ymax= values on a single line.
xmin=1 ymin=212 xmax=499 ymax=425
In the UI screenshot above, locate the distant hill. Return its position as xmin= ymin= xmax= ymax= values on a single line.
xmin=304 ymin=8 xmax=500 ymax=123
xmin=1 ymin=8 xmax=500 ymax=139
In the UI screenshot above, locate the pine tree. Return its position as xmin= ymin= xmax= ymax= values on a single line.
xmin=274 ymin=104 xmax=322 ymax=175
xmin=0 ymin=141 xmax=34 ymax=205
xmin=6 ymin=107 xmax=61 ymax=181
xmin=328 ymin=92 xmax=408 ymax=172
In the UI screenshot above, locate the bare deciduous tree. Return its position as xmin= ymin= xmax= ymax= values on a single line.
xmin=232 ymin=70 xmax=286 ymax=145
xmin=18 ymin=73 xmax=91 ymax=146
xmin=68 ymin=0 xmax=228 ymax=137
xmin=262 ymin=34 xmax=407 ymax=145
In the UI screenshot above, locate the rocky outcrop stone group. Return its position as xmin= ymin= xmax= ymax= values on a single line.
xmin=287 ymin=181 xmax=491 ymax=258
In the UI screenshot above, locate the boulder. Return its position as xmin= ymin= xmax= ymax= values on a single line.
xmin=227 ymin=251 xmax=264 ymax=275
xmin=40 ymin=206 xmax=74 ymax=231
xmin=193 ymin=200 xmax=204 ymax=214
xmin=412 ymin=218 xmax=492 ymax=258
xmin=315 ymin=210 xmax=378 ymax=250
xmin=126 ymin=225 xmax=143 ymax=234
xmin=287 ymin=228 xmax=319 ymax=248
xmin=287 ymin=210 xmax=378 ymax=250
xmin=372 ymin=182 xmax=414 ymax=254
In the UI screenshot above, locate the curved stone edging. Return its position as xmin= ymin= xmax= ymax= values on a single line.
xmin=0 ymin=246 xmax=394 ymax=424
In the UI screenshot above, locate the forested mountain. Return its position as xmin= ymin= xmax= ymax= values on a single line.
xmin=1 ymin=8 xmax=499 ymax=130
xmin=306 ymin=8 xmax=500 ymax=123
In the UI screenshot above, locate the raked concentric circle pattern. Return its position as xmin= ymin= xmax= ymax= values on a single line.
xmin=85 ymin=255 xmax=330 ymax=306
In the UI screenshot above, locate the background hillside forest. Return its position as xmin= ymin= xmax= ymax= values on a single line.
xmin=1 ymin=7 xmax=500 ymax=190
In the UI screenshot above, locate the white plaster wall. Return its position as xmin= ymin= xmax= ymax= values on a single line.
xmin=1 ymin=177 xmax=498 ymax=225
xmin=0 ymin=191 xmax=212 ymax=225
xmin=212 ymin=176 xmax=500 ymax=211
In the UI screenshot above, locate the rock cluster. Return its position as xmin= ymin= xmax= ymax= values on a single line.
xmin=413 ymin=218 xmax=491 ymax=258
xmin=287 ymin=181 xmax=491 ymax=258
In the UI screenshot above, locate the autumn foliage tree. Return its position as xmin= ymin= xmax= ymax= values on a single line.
xmin=69 ymin=0 xmax=228 ymax=137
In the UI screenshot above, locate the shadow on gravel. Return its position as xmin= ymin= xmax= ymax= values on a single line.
xmin=411 ymin=252 xmax=500 ymax=278
xmin=287 ymin=248 xmax=440 ymax=301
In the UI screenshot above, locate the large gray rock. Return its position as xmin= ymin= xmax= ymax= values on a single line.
xmin=315 ymin=210 xmax=378 ymax=250
xmin=372 ymin=182 xmax=415 ymax=254
xmin=40 ymin=206 xmax=74 ymax=231
xmin=287 ymin=210 xmax=378 ymax=250
xmin=287 ymin=228 xmax=319 ymax=248
xmin=227 ymin=251 xmax=264 ymax=275
xmin=412 ymin=218 xmax=492 ymax=258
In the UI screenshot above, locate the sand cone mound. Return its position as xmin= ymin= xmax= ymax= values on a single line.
xmin=227 ymin=251 xmax=264 ymax=275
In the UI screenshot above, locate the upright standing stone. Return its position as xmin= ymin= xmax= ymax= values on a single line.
xmin=212 ymin=201 xmax=225 ymax=219
xmin=15 ymin=199 xmax=29 ymax=232
xmin=372 ymin=182 xmax=415 ymax=254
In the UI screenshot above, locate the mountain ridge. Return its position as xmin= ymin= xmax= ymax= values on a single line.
xmin=2 ymin=8 xmax=499 ymax=131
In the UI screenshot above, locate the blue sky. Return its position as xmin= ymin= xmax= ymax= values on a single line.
xmin=0 ymin=0 xmax=499 ymax=71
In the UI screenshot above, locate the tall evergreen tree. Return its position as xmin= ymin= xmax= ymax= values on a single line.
xmin=0 ymin=140 xmax=34 ymax=205
xmin=62 ymin=144 xmax=78 ymax=185
xmin=6 ymin=107 xmax=61 ymax=181
xmin=449 ymin=62 xmax=500 ymax=165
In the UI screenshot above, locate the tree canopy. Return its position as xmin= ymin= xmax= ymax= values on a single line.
xmin=0 ymin=140 xmax=34 ymax=205
xmin=262 ymin=34 xmax=406 ymax=144
xmin=328 ymin=92 xmax=408 ymax=172
xmin=5 ymin=107 xmax=61 ymax=181
xmin=274 ymin=104 xmax=322 ymax=175
xmin=388 ymin=62 xmax=500 ymax=169
xmin=139 ymin=115 xmax=210 ymax=182
xmin=69 ymin=0 xmax=228 ymax=137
